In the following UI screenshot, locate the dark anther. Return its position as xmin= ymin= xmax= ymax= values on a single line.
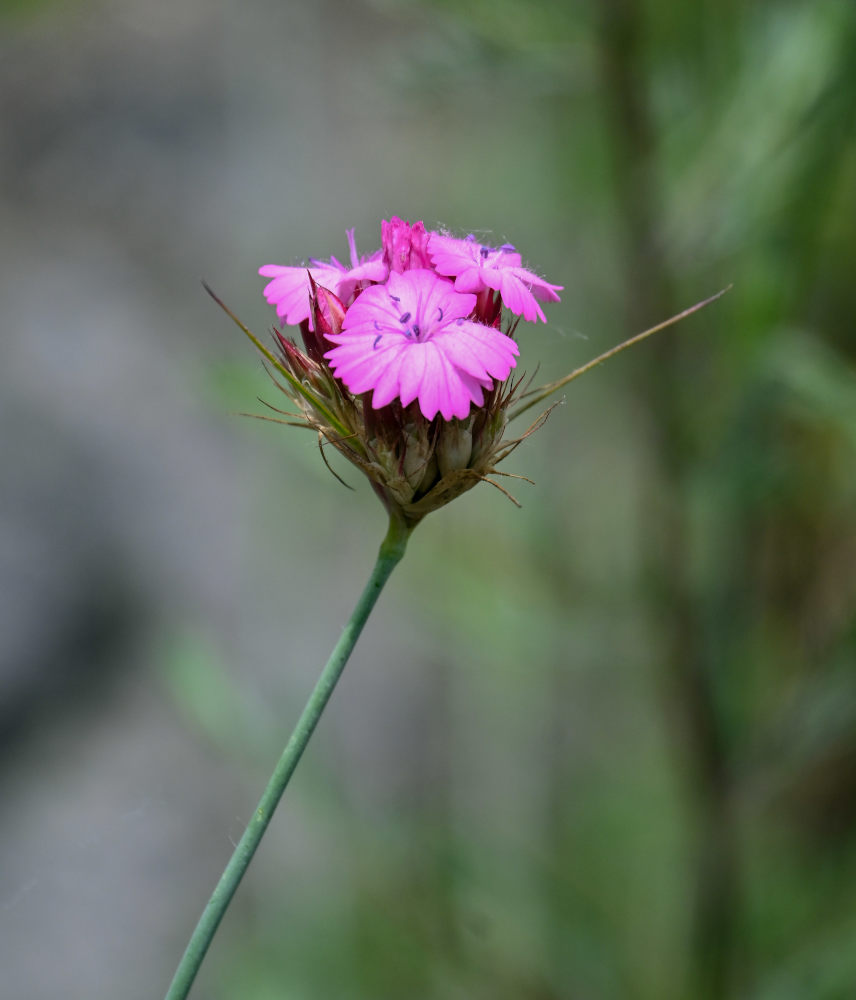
xmin=373 ymin=320 xmax=380 ymax=330
xmin=412 ymin=324 xmax=421 ymax=337
xmin=437 ymin=307 xmax=443 ymax=321
xmin=373 ymin=334 xmax=382 ymax=349
xmin=480 ymin=246 xmax=490 ymax=259
xmin=399 ymin=311 xmax=411 ymax=324
xmin=389 ymin=294 xmax=400 ymax=303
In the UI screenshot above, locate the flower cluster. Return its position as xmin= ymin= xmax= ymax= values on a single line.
xmin=250 ymin=217 xmax=562 ymax=526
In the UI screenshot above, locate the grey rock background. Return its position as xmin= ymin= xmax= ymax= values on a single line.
xmin=0 ymin=2 xmax=571 ymax=997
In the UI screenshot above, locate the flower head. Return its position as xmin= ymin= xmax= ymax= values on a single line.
xmin=324 ymin=269 xmax=519 ymax=421
xmin=229 ymin=218 xmax=564 ymax=526
xmin=428 ymin=233 xmax=563 ymax=323
xmin=259 ymin=228 xmax=387 ymax=328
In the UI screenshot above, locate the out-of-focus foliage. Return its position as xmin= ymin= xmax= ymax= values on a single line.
xmin=211 ymin=2 xmax=856 ymax=998
xmin=2 ymin=0 xmax=855 ymax=998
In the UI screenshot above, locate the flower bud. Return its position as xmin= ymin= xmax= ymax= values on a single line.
xmin=301 ymin=277 xmax=346 ymax=364
xmin=401 ymin=422 xmax=437 ymax=492
xmin=275 ymin=330 xmax=315 ymax=379
xmin=381 ymin=217 xmax=431 ymax=273
xmin=436 ymin=420 xmax=473 ymax=477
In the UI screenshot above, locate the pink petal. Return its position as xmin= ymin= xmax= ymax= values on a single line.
xmin=417 ymin=343 xmax=451 ymax=420
xmin=510 ymin=265 xmax=563 ymax=303
xmin=341 ymin=282 xmax=403 ymax=332
xmin=328 ymin=341 xmax=405 ymax=395
xmin=396 ymin=342 xmax=428 ymax=408
xmin=498 ymin=273 xmax=540 ymax=322
xmin=413 ymin=269 xmax=475 ymax=324
xmin=417 ymin=344 xmax=479 ymax=420
xmin=451 ymin=267 xmax=487 ymax=295
xmin=336 ymin=258 xmax=389 ymax=301
xmin=454 ymin=369 xmax=490 ymax=409
xmin=259 ymin=266 xmax=313 ymax=324
xmin=369 ymin=352 xmax=408 ymax=408
xmin=439 ymin=321 xmax=519 ymax=381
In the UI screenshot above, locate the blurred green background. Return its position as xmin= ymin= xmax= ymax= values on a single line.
xmin=1 ymin=0 xmax=855 ymax=998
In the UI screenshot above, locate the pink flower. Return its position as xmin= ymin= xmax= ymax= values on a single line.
xmin=428 ymin=233 xmax=563 ymax=323
xmin=259 ymin=229 xmax=387 ymax=327
xmin=324 ymin=269 xmax=519 ymax=421
xmin=381 ymin=216 xmax=432 ymax=273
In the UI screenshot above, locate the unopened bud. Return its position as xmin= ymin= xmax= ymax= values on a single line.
xmin=401 ymin=423 xmax=435 ymax=492
xmin=437 ymin=421 xmax=473 ymax=477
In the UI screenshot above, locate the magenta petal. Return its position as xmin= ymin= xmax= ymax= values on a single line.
xmin=329 ymin=342 xmax=404 ymax=395
xmin=426 ymin=233 xmax=478 ymax=275
xmin=432 ymin=322 xmax=514 ymax=383
xmin=451 ymin=267 xmax=486 ymax=294
xmin=370 ymin=353 xmax=407 ymax=408
xmin=396 ymin=343 xmax=427 ymax=408
xmin=511 ymin=265 xmax=563 ymax=302
xmin=499 ymin=273 xmax=538 ymax=322
xmin=416 ymin=344 xmax=453 ymax=420
xmin=341 ymin=282 xmax=404 ymax=331
xmin=259 ymin=266 xmax=313 ymax=324
xmin=432 ymin=332 xmax=491 ymax=381
xmin=446 ymin=322 xmax=519 ymax=380
xmin=443 ymin=369 xmax=484 ymax=419
xmin=429 ymin=346 xmax=477 ymax=420
xmin=336 ymin=259 xmax=389 ymax=301
xmin=455 ymin=369 xmax=488 ymax=408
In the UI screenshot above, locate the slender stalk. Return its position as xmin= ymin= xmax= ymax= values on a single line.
xmin=508 ymin=286 xmax=731 ymax=423
xmin=163 ymin=515 xmax=412 ymax=1000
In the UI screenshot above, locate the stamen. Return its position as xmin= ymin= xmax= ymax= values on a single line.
xmin=399 ymin=311 xmax=411 ymax=324
xmin=480 ymin=246 xmax=490 ymax=259
xmin=373 ymin=320 xmax=380 ymax=330
xmin=412 ymin=324 xmax=421 ymax=338
xmin=389 ymin=294 xmax=400 ymax=303
xmin=437 ymin=306 xmax=443 ymax=321
xmin=373 ymin=334 xmax=382 ymax=349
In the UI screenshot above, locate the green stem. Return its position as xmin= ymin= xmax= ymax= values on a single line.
xmin=163 ymin=515 xmax=412 ymax=1000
